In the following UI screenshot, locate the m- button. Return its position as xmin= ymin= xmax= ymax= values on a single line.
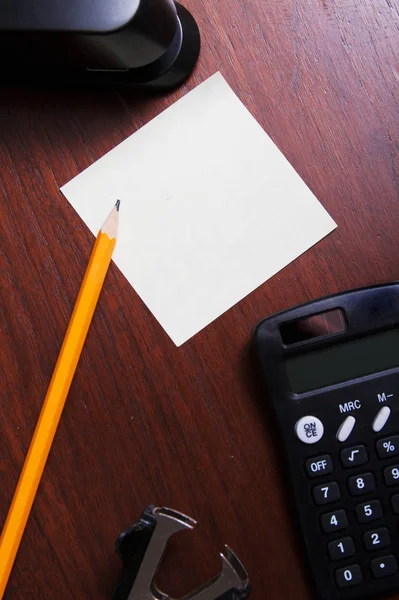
xmin=306 ymin=455 xmax=333 ymax=478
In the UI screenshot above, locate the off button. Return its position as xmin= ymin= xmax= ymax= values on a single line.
xmin=306 ymin=454 xmax=333 ymax=477
xmin=295 ymin=416 xmax=324 ymax=444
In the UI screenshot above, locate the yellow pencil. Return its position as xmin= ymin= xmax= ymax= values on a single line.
xmin=0 ymin=200 xmax=120 ymax=598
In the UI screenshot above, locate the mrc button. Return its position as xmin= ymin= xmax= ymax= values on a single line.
xmin=306 ymin=455 xmax=333 ymax=478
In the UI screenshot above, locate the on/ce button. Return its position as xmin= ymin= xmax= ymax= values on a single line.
xmin=295 ymin=416 xmax=324 ymax=444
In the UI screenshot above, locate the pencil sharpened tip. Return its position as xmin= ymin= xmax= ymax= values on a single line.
xmin=115 ymin=200 xmax=121 ymax=212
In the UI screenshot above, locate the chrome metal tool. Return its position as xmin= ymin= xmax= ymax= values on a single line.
xmin=112 ymin=505 xmax=251 ymax=600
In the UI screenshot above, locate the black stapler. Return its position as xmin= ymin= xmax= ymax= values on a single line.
xmin=0 ymin=0 xmax=200 ymax=89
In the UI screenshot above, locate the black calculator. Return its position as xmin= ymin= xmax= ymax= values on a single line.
xmin=253 ymin=283 xmax=399 ymax=600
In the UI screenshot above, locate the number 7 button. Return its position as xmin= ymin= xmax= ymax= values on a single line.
xmin=313 ymin=482 xmax=340 ymax=505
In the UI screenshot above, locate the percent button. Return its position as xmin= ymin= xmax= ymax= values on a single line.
xmin=376 ymin=436 xmax=399 ymax=459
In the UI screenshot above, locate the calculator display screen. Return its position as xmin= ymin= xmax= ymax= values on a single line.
xmin=286 ymin=329 xmax=399 ymax=393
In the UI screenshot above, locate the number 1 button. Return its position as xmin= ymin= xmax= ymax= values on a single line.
xmin=328 ymin=537 xmax=355 ymax=560
xmin=313 ymin=482 xmax=340 ymax=505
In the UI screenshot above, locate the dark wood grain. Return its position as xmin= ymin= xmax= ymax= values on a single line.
xmin=0 ymin=0 xmax=398 ymax=598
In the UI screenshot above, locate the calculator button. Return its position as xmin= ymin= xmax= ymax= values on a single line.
xmin=348 ymin=473 xmax=375 ymax=496
xmin=355 ymin=500 xmax=383 ymax=523
xmin=313 ymin=482 xmax=340 ymax=505
xmin=376 ymin=436 xmax=399 ymax=458
xmin=328 ymin=537 xmax=355 ymax=560
xmin=383 ymin=465 xmax=399 ymax=486
xmin=363 ymin=527 xmax=390 ymax=551
xmin=295 ymin=416 xmax=324 ymax=444
xmin=337 ymin=416 xmax=356 ymax=442
xmin=370 ymin=555 xmax=398 ymax=578
xmin=391 ymin=494 xmax=399 ymax=513
xmin=335 ymin=565 xmax=363 ymax=588
xmin=372 ymin=406 xmax=391 ymax=432
xmin=341 ymin=445 xmax=368 ymax=468
xmin=321 ymin=509 xmax=348 ymax=533
xmin=306 ymin=455 xmax=333 ymax=478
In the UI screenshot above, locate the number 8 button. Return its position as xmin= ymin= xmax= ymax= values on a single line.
xmin=348 ymin=473 xmax=375 ymax=496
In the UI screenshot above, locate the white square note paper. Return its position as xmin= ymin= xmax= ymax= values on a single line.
xmin=61 ymin=73 xmax=336 ymax=346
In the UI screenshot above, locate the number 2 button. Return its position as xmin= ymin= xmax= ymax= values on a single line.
xmin=313 ymin=482 xmax=340 ymax=505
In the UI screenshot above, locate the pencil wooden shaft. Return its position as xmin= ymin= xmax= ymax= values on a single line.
xmin=0 ymin=231 xmax=116 ymax=598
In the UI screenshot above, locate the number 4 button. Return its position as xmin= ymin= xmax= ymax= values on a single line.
xmin=321 ymin=509 xmax=348 ymax=533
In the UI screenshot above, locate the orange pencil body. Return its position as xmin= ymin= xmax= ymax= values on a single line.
xmin=0 ymin=204 xmax=119 ymax=598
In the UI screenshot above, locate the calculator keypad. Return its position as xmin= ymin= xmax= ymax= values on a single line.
xmin=306 ymin=430 xmax=399 ymax=596
xmin=348 ymin=473 xmax=376 ymax=496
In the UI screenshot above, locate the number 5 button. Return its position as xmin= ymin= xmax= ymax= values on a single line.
xmin=355 ymin=500 xmax=383 ymax=523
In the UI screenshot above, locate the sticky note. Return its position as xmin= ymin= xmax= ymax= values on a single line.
xmin=61 ymin=73 xmax=336 ymax=346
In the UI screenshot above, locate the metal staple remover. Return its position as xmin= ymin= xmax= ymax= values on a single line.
xmin=112 ymin=505 xmax=251 ymax=600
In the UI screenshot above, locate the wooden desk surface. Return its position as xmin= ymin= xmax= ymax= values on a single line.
xmin=0 ymin=0 xmax=398 ymax=598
